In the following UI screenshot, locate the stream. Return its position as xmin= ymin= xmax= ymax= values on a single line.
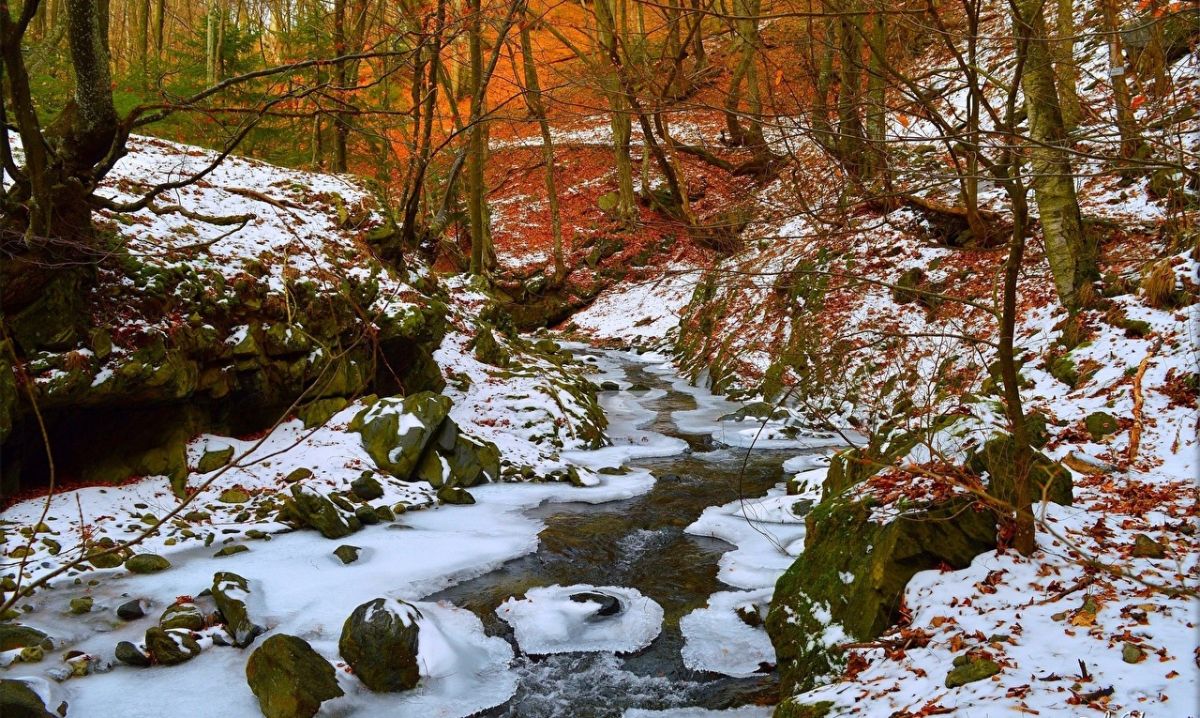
xmin=429 ymin=348 xmax=824 ymax=717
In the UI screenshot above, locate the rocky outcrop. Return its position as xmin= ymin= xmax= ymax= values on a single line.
xmin=286 ymin=485 xmax=355 ymax=539
xmin=339 ymin=598 xmax=423 ymax=692
xmin=1 ymin=253 xmax=446 ymax=499
xmin=767 ymin=430 xmax=1073 ymax=698
xmin=246 ymin=634 xmax=344 ymax=718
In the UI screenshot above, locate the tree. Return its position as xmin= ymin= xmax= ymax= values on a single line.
xmin=1009 ymin=0 xmax=1096 ymax=312
xmin=518 ymin=4 xmax=566 ymax=279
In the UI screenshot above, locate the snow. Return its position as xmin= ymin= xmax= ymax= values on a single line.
xmin=497 ymin=584 xmax=664 ymax=656
xmin=679 ymin=588 xmax=775 ymax=677
xmin=570 ymin=266 xmax=698 ymax=345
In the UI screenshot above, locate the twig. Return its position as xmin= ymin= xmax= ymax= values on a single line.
xmin=1127 ymin=338 xmax=1161 ymax=463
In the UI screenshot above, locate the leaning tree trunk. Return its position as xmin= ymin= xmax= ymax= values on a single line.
xmin=1011 ymin=0 xmax=1096 ymax=312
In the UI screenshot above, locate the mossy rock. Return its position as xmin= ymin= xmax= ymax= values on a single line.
xmin=1131 ymin=533 xmax=1166 ymax=558
xmin=1084 ymin=411 xmax=1119 ymax=441
xmin=126 ymin=553 xmax=171 ymax=574
xmin=197 ymin=446 xmax=236 ymax=474
xmin=891 ymin=267 xmax=926 ymax=304
xmin=437 ymin=486 xmax=476 ymax=505
xmin=288 ymin=484 xmax=354 ymax=539
xmin=145 ymin=626 xmax=202 ymax=665
xmin=219 ymin=487 xmax=252 ymax=504
xmin=1048 ymin=354 xmax=1079 ymax=388
xmin=440 ymin=433 xmax=501 ymax=488
xmin=351 ymin=393 xmax=452 ymax=480
xmin=284 ymin=467 xmax=313 ymax=483
xmin=86 ymin=545 xmax=128 ymax=569
xmin=774 ymin=699 xmax=834 ymax=718
xmin=472 ymin=326 xmax=510 ymax=367
xmin=351 ymin=473 xmax=385 ymax=501
xmin=215 ymin=544 xmax=250 ymax=557
xmin=767 ymin=494 xmax=996 ymax=695
xmin=334 ymin=545 xmax=361 ymax=564
xmin=69 ymin=596 xmax=94 ymax=614
xmin=945 ymin=656 xmax=1001 ymax=687
xmin=297 ymin=398 xmax=348 ymax=429
xmin=339 ymin=598 xmax=422 ymax=692
xmin=160 ymin=601 xmax=206 ymax=631
xmin=246 ymin=634 xmax=344 ymax=718
xmin=966 ymin=435 xmax=1073 ymax=507
xmin=0 ymin=678 xmax=56 ymax=718
xmin=213 ymin=571 xmax=264 ymax=648
xmin=115 ymin=640 xmax=151 ymax=667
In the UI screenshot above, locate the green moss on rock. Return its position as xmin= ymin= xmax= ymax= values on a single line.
xmin=945 ymin=656 xmax=1001 ymax=687
xmin=767 ymin=495 xmax=996 ymax=695
xmin=1084 ymin=411 xmax=1119 ymax=441
xmin=0 ymin=678 xmax=56 ymax=718
xmin=197 ymin=446 xmax=236 ymax=474
xmin=246 ymin=634 xmax=344 ymax=718
xmin=126 ymin=553 xmax=171 ymax=574
xmin=339 ymin=598 xmax=422 ymax=692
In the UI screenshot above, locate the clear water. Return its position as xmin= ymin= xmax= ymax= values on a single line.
xmin=427 ymin=352 xmax=803 ymax=717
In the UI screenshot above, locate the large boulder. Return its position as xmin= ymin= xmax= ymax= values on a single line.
xmin=0 ymin=679 xmax=56 ymax=718
xmin=339 ymin=598 xmax=423 ymax=692
xmin=246 ymin=634 xmax=344 ymax=718
xmin=287 ymin=484 xmax=354 ymax=539
xmin=767 ymin=493 xmax=996 ymax=696
xmin=350 ymin=393 xmax=452 ymax=479
xmin=212 ymin=572 xmax=264 ymax=648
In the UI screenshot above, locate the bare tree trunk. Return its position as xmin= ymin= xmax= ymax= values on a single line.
xmin=519 ymin=12 xmax=566 ymax=279
xmin=1011 ymin=0 xmax=1095 ymax=312
xmin=835 ymin=0 xmax=867 ymax=177
xmin=134 ymin=0 xmax=150 ymax=77
xmin=153 ymin=0 xmax=165 ymax=58
xmin=864 ymin=0 xmax=888 ymax=183
xmin=999 ymin=183 xmax=1036 ymax=557
xmin=1052 ymin=0 xmax=1082 ymax=130
xmin=332 ymin=0 xmax=348 ymax=172
xmin=594 ymin=0 xmax=637 ymax=225
xmin=1101 ymin=0 xmax=1144 ymax=161
xmin=401 ymin=0 xmax=446 ymax=248
xmin=811 ymin=15 xmax=837 ymax=153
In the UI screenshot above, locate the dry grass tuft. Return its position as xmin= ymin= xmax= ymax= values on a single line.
xmin=1139 ymin=259 xmax=1177 ymax=309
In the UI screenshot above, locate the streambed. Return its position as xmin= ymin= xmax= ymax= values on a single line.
xmin=429 ymin=349 xmax=828 ymax=717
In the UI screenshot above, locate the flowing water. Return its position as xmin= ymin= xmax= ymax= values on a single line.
xmin=428 ymin=350 xmax=815 ymax=717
